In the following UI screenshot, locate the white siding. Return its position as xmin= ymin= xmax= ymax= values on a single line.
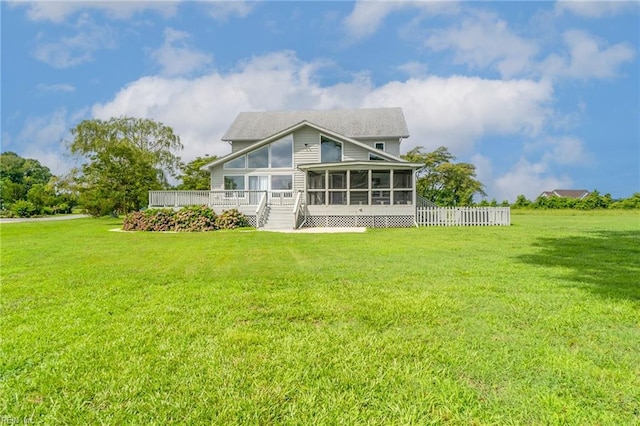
xmin=211 ymin=166 xmax=224 ymax=190
xmin=231 ymin=141 xmax=256 ymax=152
xmin=343 ymin=141 xmax=370 ymax=161
xmin=293 ymin=127 xmax=319 ymax=191
xmin=364 ymin=138 xmax=401 ymax=157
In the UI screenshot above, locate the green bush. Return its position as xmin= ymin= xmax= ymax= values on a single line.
xmin=11 ymin=200 xmax=37 ymax=217
xmin=610 ymin=193 xmax=640 ymax=209
xmin=55 ymin=202 xmax=72 ymax=214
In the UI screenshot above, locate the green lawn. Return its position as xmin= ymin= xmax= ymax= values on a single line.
xmin=1 ymin=212 xmax=639 ymax=424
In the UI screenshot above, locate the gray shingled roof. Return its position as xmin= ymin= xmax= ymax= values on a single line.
xmin=222 ymin=107 xmax=409 ymax=141
xmin=542 ymin=189 xmax=590 ymax=199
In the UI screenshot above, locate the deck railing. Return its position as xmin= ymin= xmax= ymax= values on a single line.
xmin=269 ymin=190 xmax=296 ymax=206
xmin=416 ymin=207 xmax=510 ymax=226
xmin=148 ymin=190 xmax=295 ymax=208
xmin=416 ymin=195 xmax=438 ymax=208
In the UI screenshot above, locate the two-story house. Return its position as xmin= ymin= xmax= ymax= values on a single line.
xmin=149 ymin=108 xmax=424 ymax=229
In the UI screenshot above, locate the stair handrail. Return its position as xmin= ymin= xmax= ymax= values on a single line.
xmin=255 ymin=191 xmax=268 ymax=228
xmin=292 ymin=190 xmax=306 ymax=229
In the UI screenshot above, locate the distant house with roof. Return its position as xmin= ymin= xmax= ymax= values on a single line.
xmin=539 ymin=189 xmax=590 ymax=200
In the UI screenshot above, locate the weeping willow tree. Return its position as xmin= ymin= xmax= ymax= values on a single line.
xmin=69 ymin=117 xmax=182 ymax=216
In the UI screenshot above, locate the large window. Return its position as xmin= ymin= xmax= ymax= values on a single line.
xmin=321 ymin=136 xmax=342 ymax=163
xmin=307 ymin=171 xmax=325 ymax=205
xmin=393 ymin=170 xmax=412 ymax=188
xmin=393 ymin=170 xmax=413 ymax=205
xmin=271 ymin=175 xmax=292 ymax=190
xmin=271 ymin=136 xmax=293 ymax=168
xmin=328 ymin=171 xmax=347 ymax=205
xmin=247 ymin=146 xmax=268 ymax=168
xmin=224 ymin=156 xmax=246 ymax=169
xmin=349 ymin=170 xmax=368 ymax=205
xmin=224 ymin=176 xmax=245 ymax=190
xmin=372 ymin=171 xmax=390 ymax=189
xmin=224 ymin=136 xmax=293 ymax=170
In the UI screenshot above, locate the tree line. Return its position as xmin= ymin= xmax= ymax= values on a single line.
xmin=509 ymin=191 xmax=640 ymax=210
xmin=2 ymin=116 xmax=637 ymax=217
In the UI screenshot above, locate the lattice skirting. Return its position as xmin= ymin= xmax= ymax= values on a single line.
xmin=244 ymin=215 xmax=257 ymax=227
xmin=301 ymin=215 xmax=414 ymax=228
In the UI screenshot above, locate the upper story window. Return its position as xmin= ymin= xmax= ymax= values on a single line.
xmin=270 ymin=136 xmax=293 ymax=168
xmin=247 ymin=146 xmax=268 ymax=168
xmin=374 ymin=142 xmax=385 ymax=151
xmin=224 ymin=156 xmax=246 ymax=169
xmin=224 ymin=136 xmax=293 ymax=169
xmin=321 ymin=136 xmax=342 ymax=163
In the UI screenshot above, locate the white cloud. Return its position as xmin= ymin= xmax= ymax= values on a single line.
xmin=344 ymin=1 xmax=406 ymax=39
xmin=540 ymin=30 xmax=636 ymax=79
xmin=11 ymin=108 xmax=81 ymax=175
xmin=555 ymin=0 xmax=638 ymax=18
xmin=396 ymin=61 xmax=428 ymax=77
xmin=493 ymin=157 xmax=573 ymax=202
xmin=362 ymin=76 xmax=553 ymax=154
xmin=17 ymin=109 xmax=69 ymax=147
xmin=32 ymin=14 xmax=117 ymax=68
xmin=470 ymin=153 xmax=493 ymax=198
xmin=540 ymin=136 xmax=592 ymax=166
xmin=91 ymin=51 xmax=554 ymax=168
xmin=344 ymin=0 xmax=458 ymax=40
xmin=13 ymin=0 xmax=178 ymax=23
xmin=35 ymin=83 xmax=76 ymax=93
xmin=425 ymin=11 xmax=539 ymax=79
xmin=151 ymin=28 xmax=213 ymax=76
xmin=489 ymin=135 xmax=592 ymax=201
xmin=207 ymin=1 xmax=255 ymax=21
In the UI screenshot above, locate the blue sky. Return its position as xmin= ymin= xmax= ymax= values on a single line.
xmin=2 ymin=1 xmax=639 ymax=201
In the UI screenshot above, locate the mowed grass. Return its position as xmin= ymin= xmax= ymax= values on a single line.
xmin=1 ymin=211 xmax=639 ymax=424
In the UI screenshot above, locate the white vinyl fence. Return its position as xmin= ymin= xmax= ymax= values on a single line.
xmin=416 ymin=207 xmax=510 ymax=226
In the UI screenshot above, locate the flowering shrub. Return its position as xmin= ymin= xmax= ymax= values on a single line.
xmin=215 ymin=208 xmax=249 ymax=229
xmin=122 ymin=209 xmax=175 ymax=231
xmin=122 ymin=206 xmax=248 ymax=232
xmin=174 ymin=205 xmax=218 ymax=232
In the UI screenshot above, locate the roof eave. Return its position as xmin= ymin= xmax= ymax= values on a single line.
xmin=298 ymin=161 xmax=423 ymax=170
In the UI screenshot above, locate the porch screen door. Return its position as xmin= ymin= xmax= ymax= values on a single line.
xmin=248 ymin=176 xmax=268 ymax=204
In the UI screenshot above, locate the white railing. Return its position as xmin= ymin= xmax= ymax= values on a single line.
xmin=149 ymin=190 xmax=267 ymax=208
xmin=269 ymin=190 xmax=295 ymax=206
xmin=416 ymin=207 xmax=510 ymax=226
xmin=255 ymin=192 xmax=268 ymax=228
xmin=417 ymin=195 xmax=437 ymax=208
xmin=148 ymin=190 xmax=297 ymax=209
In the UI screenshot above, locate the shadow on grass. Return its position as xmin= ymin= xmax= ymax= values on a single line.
xmin=518 ymin=230 xmax=640 ymax=301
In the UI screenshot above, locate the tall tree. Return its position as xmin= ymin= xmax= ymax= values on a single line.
xmin=402 ymin=146 xmax=486 ymax=206
xmin=0 ymin=151 xmax=53 ymax=207
xmin=69 ymin=117 xmax=182 ymax=215
xmin=176 ymin=155 xmax=216 ymax=190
